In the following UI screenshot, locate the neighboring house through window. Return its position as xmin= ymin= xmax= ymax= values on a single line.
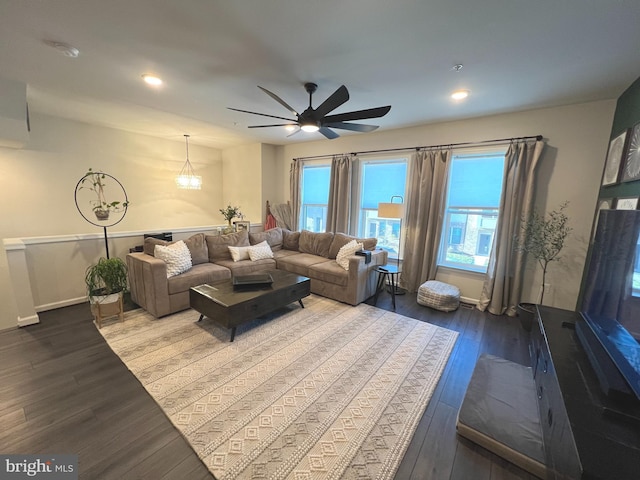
xmin=299 ymin=162 xmax=330 ymax=232
xmin=356 ymin=158 xmax=407 ymax=261
xmin=438 ymin=151 xmax=506 ymax=273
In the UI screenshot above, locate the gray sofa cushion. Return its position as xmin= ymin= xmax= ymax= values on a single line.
xmin=249 ymin=227 xmax=283 ymax=251
xmin=275 ymin=252 xmax=330 ymax=276
xmin=299 ymin=230 xmax=334 ymax=258
xmin=282 ymin=229 xmax=301 ymax=251
xmin=205 ymin=229 xmax=250 ymax=262
xmin=328 ymin=232 xmax=378 ymax=259
xmin=143 ymin=233 xmax=209 ymax=265
xmin=215 ymin=258 xmax=276 ymax=275
xmin=309 ymin=260 xmax=349 ymax=287
xmin=183 ymin=233 xmax=209 ymax=265
xmin=167 ymin=263 xmax=230 ymax=295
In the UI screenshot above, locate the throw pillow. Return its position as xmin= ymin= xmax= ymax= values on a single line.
xmin=299 ymin=230 xmax=334 ymax=258
xmin=282 ymin=229 xmax=301 ymax=251
xmin=183 ymin=233 xmax=209 ymax=265
xmin=249 ymin=227 xmax=283 ymax=251
xmin=336 ymin=239 xmax=363 ymax=270
xmin=154 ymin=240 xmax=192 ymax=278
xmin=248 ymin=241 xmax=274 ymax=261
xmin=228 ymin=245 xmax=251 ymax=262
xmin=205 ymin=229 xmax=250 ymax=262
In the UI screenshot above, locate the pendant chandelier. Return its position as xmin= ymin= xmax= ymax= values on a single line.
xmin=175 ymin=134 xmax=202 ymax=190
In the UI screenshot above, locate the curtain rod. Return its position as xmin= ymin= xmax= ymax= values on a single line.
xmin=293 ymin=134 xmax=543 ymax=161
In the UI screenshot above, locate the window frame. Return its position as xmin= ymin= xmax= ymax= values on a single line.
xmin=299 ymin=160 xmax=331 ymax=233
xmin=353 ymin=156 xmax=408 ymax=262
xmin=437 ymin=149 xmax=506 ymax=274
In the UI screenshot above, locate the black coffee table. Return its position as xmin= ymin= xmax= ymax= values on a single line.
xmin=189 ymin=269 xmax=310 ymax=341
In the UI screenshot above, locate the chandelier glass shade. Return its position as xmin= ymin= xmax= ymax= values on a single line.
xmin=175 ymin=134 xmax=202 ymax=190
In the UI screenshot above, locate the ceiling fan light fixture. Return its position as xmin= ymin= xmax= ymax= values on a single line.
xmin=451 ymin=89 xmax=470 ymax=100
xmin=142 ymin=74 xmax=163 ymax=86
xmin=300 ymin=124 xmax=320 ymax=133
xmin=284 ymin=125 xmax=297 ymax=132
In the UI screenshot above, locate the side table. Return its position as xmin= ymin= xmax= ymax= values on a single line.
xmin=373 ymin=265 xmax=401 ymax=310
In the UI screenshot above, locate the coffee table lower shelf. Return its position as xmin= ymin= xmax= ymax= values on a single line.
xmin=189 ymin=271 xmax=311 ymax=342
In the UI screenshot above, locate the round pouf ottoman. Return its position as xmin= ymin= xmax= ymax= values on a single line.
xmin=417 ymin=280 xmax=461 ymax=312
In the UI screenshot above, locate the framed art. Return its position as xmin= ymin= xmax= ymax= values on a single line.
xmin=233 ymin=220 xmax=251 ymax=231
xmin=593 ymin=198 xmax=613 ymax=240
xmin=602 ymin=129 xmax=629 ymax=186
xmin=621 ymin=122 xmax=640 ymax=183
xmin=614 ymin=197 xmax=639 ymax=210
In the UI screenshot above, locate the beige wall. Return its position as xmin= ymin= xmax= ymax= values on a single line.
xmin=276 ymin=100 xmax=617 ymax=311
xmin=0 ymin=113 xmax=232 ymax=331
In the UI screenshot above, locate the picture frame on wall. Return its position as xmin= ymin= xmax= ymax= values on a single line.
xmin=601 ymin=129 xmax=630 ymax=186
xmin=614 ymin=197 xmax=639 ymax=210
xmin=234 ymin=220 xmax=251 ymax=231
xmin=592 ymin=198 xmax=614 ymax=240
xmin=620 ymin=122 xmax=640 ymax=183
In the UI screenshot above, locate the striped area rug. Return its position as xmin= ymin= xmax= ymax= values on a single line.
xmin=98 ymin=295 xmax=458 ymax=479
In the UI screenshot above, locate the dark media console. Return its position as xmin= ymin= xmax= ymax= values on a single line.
xmin=531 ymin=305 xmax=640 ymax=479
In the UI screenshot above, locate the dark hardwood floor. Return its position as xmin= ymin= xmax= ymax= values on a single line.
xmin=0 ymin=292 xmax=536 ymax=480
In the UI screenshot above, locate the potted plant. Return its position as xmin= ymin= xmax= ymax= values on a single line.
xmin=219 ymin=204 xmax=242 ymax=233
xmin=515 ymin=201 xmax=572 ymax=329
xmin=85 ymin=257 xmax=129 ymax=327
xmin=80 ymin=168 xmax=129 ymax=221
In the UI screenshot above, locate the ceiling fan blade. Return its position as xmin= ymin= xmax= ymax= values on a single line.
xmin=227 ymin=107 xmax=296 ymax=123
xmin=323 ymin=122 xmax=379 ymax=132
xmin=323 ymin=105 xmax=391 ymax=123
xmin=313 ymin=85 xmax=349 ymax=119
xmin=257 ymin=86 xmax=299 ymax=116
xmin=319 ymin=127 xmax=340 ymax=140
xmin=287 ymin=127 xmax=301 ymax=137
xmin=247 ymin=124 xmax=297 ymax=128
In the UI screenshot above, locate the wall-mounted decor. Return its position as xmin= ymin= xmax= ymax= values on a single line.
xmin=592 ymin=198 xmax=614 ymax=240
xmin=234 ymin=220 xmax=250 ymax=232
xmin=620 ymin=123 xmax=640 ymax=183
xmin=602 ymin=129 xmax=629 ymax=186
xmin=614 ymin=197 xmax=639 ymax=210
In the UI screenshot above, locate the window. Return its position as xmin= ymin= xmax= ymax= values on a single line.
xmin=299 ymin=163 xmax=330 ymax=232
xmin=438 ymin=152 xmax=505 ymax=273
xmin=356 ymin=159 xmax=407 ymax=260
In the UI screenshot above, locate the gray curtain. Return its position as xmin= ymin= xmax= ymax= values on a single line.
xmin=402 ymin=149 xmax=451 ymax=292
xmin=326 ymin=154 xmax=353 ymax=233
xmin=477 ymin=139 xmax=545 ymax=316
xmin=289 ymin=159 xmax=301 ymax=231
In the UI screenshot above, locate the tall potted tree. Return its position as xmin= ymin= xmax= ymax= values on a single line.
xmin=85 ymin=257 xmax=129 ymax=327
xmin=516 ymin=201 xmax=572 ymax=329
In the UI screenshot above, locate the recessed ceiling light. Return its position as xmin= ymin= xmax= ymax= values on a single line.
xmin=142 ymin=74 xmax=162 ymax=86
xmin=451 ymin=89 xmax=470 ymax=100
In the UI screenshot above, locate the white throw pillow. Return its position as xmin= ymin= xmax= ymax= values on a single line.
xmin=228 ymin=245 xmax=251 ymax=262
xmin=336 ymin=239 xmax=363 ymax=270
xmin=248 ymin=241 xmax=274 ymax=261
xmin=154 ymin=240 xmax=192 ymax=278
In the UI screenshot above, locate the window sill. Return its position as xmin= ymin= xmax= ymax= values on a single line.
xmin=437 ymin=264 xmax=487 ymax=276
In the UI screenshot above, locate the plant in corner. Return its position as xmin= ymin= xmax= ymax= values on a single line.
xmin=80 ymin=168 xmax=129 ymax=221
xmin=516 ymin=201 xmax=572 ymax=307
xmin=85 ymin=257 xmax=128 ymax=327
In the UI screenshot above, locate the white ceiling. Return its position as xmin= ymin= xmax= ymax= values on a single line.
xmin=1 ymin=0 xmax=639 ymax=149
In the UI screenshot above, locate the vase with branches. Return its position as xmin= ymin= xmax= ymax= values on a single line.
xmin=219 ymin=204 xmax=242 ymax=226
xmin=516 ymin=201 xmax=572 ymax=305
xmin=80 ymin=168 xmax=129 ymax=221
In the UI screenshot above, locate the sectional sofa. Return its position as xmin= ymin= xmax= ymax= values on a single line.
xmin=126 ymin=227 xmax=388 ymax=318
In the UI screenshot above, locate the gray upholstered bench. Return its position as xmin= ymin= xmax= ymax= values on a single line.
xmin=456 ymin=354 xmax=546 ymax=478
xmin=417 ymin=280 xmax=460 ymax=311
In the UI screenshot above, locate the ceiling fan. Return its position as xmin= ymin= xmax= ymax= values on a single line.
xmin=228 ymin=83 xmax=391 ymax=139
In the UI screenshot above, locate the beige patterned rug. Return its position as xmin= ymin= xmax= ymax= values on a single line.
xmin=98 ymin=295 xmax=458 ymax=480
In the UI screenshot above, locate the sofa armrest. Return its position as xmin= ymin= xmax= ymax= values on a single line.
xmin=345 ymin=249 xmax=388 ymax=304
xmin=126 ymin=252 xmax=171 ymax=318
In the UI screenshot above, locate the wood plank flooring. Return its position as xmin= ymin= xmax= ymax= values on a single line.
xmin=0 ymin=292 xmax=537 ymax=480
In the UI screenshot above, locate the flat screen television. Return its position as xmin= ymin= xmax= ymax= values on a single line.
xmin=579 ymin=209 xmax=640 ymax=401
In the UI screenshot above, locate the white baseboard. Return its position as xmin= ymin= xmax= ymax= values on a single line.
xmin=460 ymin=296 xmax=479 ymax=306
xmin=36 ymin=296 xmax=87 ymax=313
xmin=18 ymin=314 xmax=40 ymax=327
